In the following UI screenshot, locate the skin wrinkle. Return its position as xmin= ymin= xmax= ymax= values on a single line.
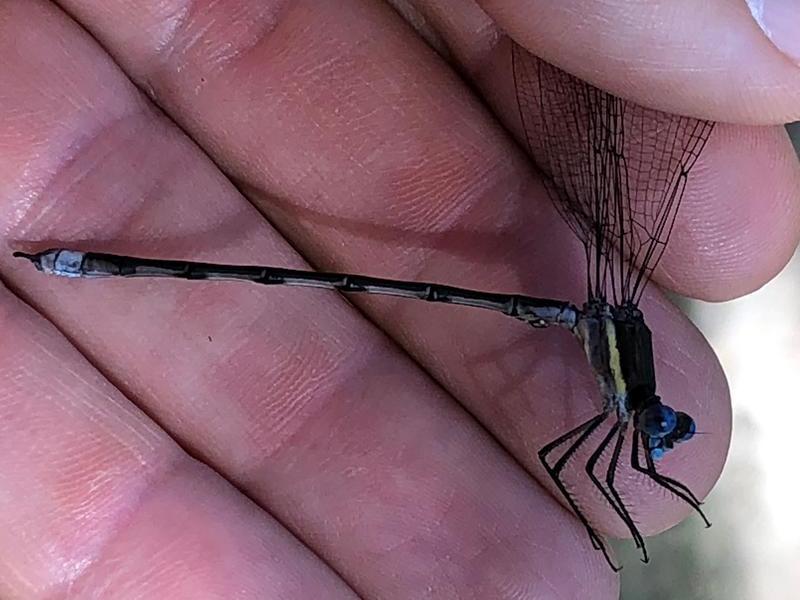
xmin=387 ymin=0 xmax=454 ymax=62
xmin=130 ymin=0 xmax=190 ymax=56
xmin=10 ymin=319 xmax=164 ymax=462
xmin=41 ymin=458 xmax=201 ymax=598
xmin=1 ymin=392 xmax=181 ymax=596
xmin=4 ymin=108 xmax=151 ymax=240
xmin=213 ymin=310 xmax=389 ymax=466
xmin=156 ymin=0 xmax=299 ymax=83
xmin=0 ymin=47 xmax=144 ymax=232
xmin=244 ymin=338 xmax=342 ymax=457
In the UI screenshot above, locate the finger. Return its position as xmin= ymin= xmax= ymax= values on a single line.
xmin=477 ymin=0 xmax=800 ymax=124
xmin=393 ymin=1 xmax=800 ymax=302
xmin=2 ymin=0 xmax=618 ymax=595
xmin=391 ymin=0 xmax=800 ymax=123
xmin=0 ymin=291 xmax=357 ymax=599
xmin=50 ymin=0 xmax=730 ymax=547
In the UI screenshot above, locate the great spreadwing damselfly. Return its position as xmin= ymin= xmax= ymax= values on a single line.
xmin=14 ymin=40 xmax=715 ymax=570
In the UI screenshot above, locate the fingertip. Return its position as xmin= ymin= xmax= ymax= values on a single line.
xmin=657 ymin=123 xmax=800 ymax=301
xmin=481 ymin=0 xmax=800 ymax=123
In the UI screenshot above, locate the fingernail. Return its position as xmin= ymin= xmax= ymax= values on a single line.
xmin=745 ymin=0 xmax=800 ymax=66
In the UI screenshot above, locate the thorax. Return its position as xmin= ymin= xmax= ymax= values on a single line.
xmin=574 ymin=302 xmax=656 ymax=411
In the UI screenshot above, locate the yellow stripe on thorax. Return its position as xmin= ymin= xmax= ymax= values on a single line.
xmin=605 ymin=318 xmax=627 ymax=395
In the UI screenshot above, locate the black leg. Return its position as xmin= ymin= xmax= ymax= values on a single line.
xmin=604 ymin=422 xmax=649 ymax=563
xmin=631 ymin=431 xmax=711 ymax=527
xmin=635 ymin=432 xmax=703 ymax=505
xmin=585 ymin=421 xmax=648 ymax=560
xmin=539 ymin=410 xmax=621 ymax=571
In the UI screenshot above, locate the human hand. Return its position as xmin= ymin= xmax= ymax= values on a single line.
xmin=2 ymin=1 xmax=799 ymax=598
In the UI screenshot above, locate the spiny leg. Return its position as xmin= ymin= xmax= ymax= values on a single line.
xmin=632 ymin=430 xmax=705 ymax=509
xmin=644 ymin=452 xmax=704 ymax=507
xmin=604 ymin=421 xmax=649 ymax=563
xmin=585 ymin=422 xmax=637 ymax=546
xmin=540 ymin=412 xmax=608 ymax=552
xmin=585 ymin=420 xmax=648 ymax=562
xmin=539 ymin=411 xmax=621 ymax=571
xmin=633 ymin=431 xmax=704 ymax=505
xmin=543 ymin=416 xmax=613 ymax=564
xmin=631 ymin=431 xmax=711 ymax=527
xmin=641 ymin=439 xmax=711 ymax=527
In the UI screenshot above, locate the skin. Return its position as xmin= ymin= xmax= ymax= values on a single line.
xmin=0 ymin=0 xmax=798 ymax=598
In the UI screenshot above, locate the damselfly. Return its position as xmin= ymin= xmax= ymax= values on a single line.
xmin=13 ymin=41 xmax=715 ymax=570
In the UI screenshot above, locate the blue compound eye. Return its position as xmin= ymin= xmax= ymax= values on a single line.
xmin=647 ymin=436 xmax=666 ymax=461
xmin=674 ymin=412 xmax=696 ymax=442
xmin=639 ymin=405 xmax=677 ymax=438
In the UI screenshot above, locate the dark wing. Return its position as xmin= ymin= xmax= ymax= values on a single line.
xmin=511 ymin=42 xmax=714 ymax=306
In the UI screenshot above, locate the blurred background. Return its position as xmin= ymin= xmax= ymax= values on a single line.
xmin=615 ymin=122 xmax=800 ymax=599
